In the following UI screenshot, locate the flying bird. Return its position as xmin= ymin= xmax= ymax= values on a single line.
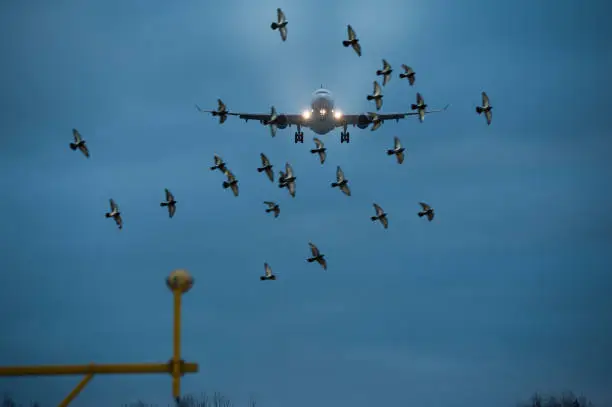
xmin=418 ymin=202 xmax=435 ymax=221
xmin=386 ymin=136 xmax=405 ymax=164
xmin=310 ymin=137 xmax=327 ymax=164
xmin=342 ymin=25 xmax=361 ymax=56
xmin=306 ymin=242 xmax=327 ymax=270
xmin=260 ymin=262 xmax=277 ymax=281
xmin=399 ymin=64 xmax=416 ymax=85
xmin=376 ymin=59 xmax=393 ymax=86
xmin=69 ymin=128 xmax=90 ymax=158
xmin=371 ymin=203 xmax=388 ymax=229
xmin=368 ymin=112 xmax=383 ymax=131
xmin=105 ymin=199 xmax=123 ymax=230
xmin=278 ymin=162 xmax=296 ymax=198
xmin=222 ymin=170 xmax=239 ymax=197
xmin=476 ymin=91 xmax=493 ymax=125
xmin=411 ymin=92 xmax=428 ymax=122
xmin=210 ymin=154 xmax=227 ymax=173
xmin=263 ymin=201 xmax=280 ymax=218
xmin=257 ymin=153 xmax=274 ymax=182
xmin=196 ymin=99 xmax=228 ymax=124
xmin=160 ymin=188 xmax=177 ymax=218
xmin=331 ymin=166 xmax=351 ymax=196
xmin=271 ymin=8 xmax=288 ymax=41
xmin=261 ymin=106 xmax=280 ymax=137
xmin=366 ymin=81 xmax=383 ymax=111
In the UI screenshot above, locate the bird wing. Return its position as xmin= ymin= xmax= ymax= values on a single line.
xmin=382 ymin=59 xmax=391 ymax=70
xmin=427 ymin=211 xmax=434 ymax=221
xmin=336 ymin=166 xmax=345 ymax=182
xmin=340 ymin=184 xmax=351 ymax=196
xmin=114 ymin=214 xmax=123 ymax=228
xmin=226 ymin=170 xmax=236 ymax=181
xmin=318 ymin=257 xmax=327 ymax=270
xmin=373 ymin=81 xmax=381 ymax=96
xmin=402 ymin=64 xmax=413 ymax=74
xmin=217 ymin=99 xmax=226 ymax=112
xmin=288 ymin=180 xmax=296 ymax=197
xmin=370 ymin=120 xmax=382 ymax=131
xmin=373 ymin=203 xmax=383 ymax=215
xmin=394 ymin=136 xmax=401 ymax=149
xmin=260 ymin=153 xmax=269 ymax=166
xmin=352 ymin=42 xmax=362 ymax=56
xmin=419 ymin=202 xmax=431 ymax=211
xmin=485 ymin=110 xmax=492 ymax=125
xmin=375 ymin=98 xmax=383 ymax=111
xmin=347 ymin=25 xmax=356 ymax=40
xmin=269 ymin=106 xmax=277 ymax=121
xmin=110 ymin=199 xmax=118 ymax=211
xmin=265 ymin=167 xmax=274 ymax=182
xmin=72 ymin=128 xmax=82 ymax=143
xmin=168 ymin=204 xmax=176 ymax=218
xmin=231 ymin=183 xmax=239 ymax=197
xmin=313 ymin=137 xmax=324 ymax=149
xmin=165 ymin=188 xmax=174 ymax=201
xmin=396 ymin=150 xmax=405 ymax=164
xmin=416 ymin=92 xmax=424 ymax=105
xmin=319 ymin=150 xmax=326 ymax=164
xmin=279 ymin=26 xmax=287 ymax=41
xmin=482 ymin=92 xmax=490 ymax=108
xmin=285 ymin=162 xmax=294 ymax=178
xmin=309 ymin=242 xmax=320 ymax=257
xmin=78 ymin=143 xmax=90 ymax=158
xmin=277 ymin=8 xmax=285 ymax=23
xmin=263 ymin=201 xmax=275 ymax=208
xmin=214 ymin=154 xmax=223 ymax=166
xmin=380 ymin=216 xmax=388 ymax=229
xmin=382 ymin=72 xmax=391 ymax=87
xmin=265 ymin=262 xmax=273 ymax=277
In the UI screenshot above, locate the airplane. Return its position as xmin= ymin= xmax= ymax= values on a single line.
xmin=196 ymin=87 xmax=448 ymax=144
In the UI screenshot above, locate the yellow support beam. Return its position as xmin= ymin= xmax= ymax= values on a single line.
xmin=0 ymin=362 xmax=199 ymax=376
xmin=172 ymin=288 xmax=183 ymax=400
xmin=0 ymin=268 xmax=198 ymax=407
xmin=58 ymin=373 xmax=93 ymax=407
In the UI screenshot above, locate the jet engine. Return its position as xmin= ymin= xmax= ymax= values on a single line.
xmin=357 ymin=114 xmax=370 ymax=129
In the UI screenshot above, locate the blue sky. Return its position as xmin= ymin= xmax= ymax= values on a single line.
xmin=1 ymin=0 xmax=611 ymax=406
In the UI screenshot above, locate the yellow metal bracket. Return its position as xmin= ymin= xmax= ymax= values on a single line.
xmin=0 ymin=269 xmax=198 ymax=407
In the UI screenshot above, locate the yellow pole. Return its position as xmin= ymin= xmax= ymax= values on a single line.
xmin=58 ymin=373 xmax=94 ymax=407
xmin=172 ymin=288 xmax=182 ymax=400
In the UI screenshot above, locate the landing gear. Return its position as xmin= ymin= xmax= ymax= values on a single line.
xmin=294 ymin=125 xmax=304 ymax=143
xmin=340 ymin=131 xmax=350 ymax=143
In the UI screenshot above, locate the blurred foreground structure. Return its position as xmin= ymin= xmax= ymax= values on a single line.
xmin=0 ymin=269 xmax=199 ymax=407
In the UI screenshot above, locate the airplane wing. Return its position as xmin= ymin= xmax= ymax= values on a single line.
xmin=339 ymin=105 xmax=449 ymax=127
xmin=197 ymin=105 xmax=306 ymax=126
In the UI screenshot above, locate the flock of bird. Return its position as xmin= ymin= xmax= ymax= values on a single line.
xmin=68 ymin=7 xmax=493 ymax=281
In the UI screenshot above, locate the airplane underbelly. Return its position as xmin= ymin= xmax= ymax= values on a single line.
xmin=310 ymin=118 xmax=335 ymax=135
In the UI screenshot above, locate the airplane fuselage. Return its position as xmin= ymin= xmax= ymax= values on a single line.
xmin=301 ymin=88 xmax=343 ymax=135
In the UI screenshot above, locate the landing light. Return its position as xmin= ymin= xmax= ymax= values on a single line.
xmin=302 ymin=110 xmax=312 ymax=119
xmin=320 ymin=109 xmax=327 ymax=115
xmin=333 ymin=110 xmax=343 ymax=119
